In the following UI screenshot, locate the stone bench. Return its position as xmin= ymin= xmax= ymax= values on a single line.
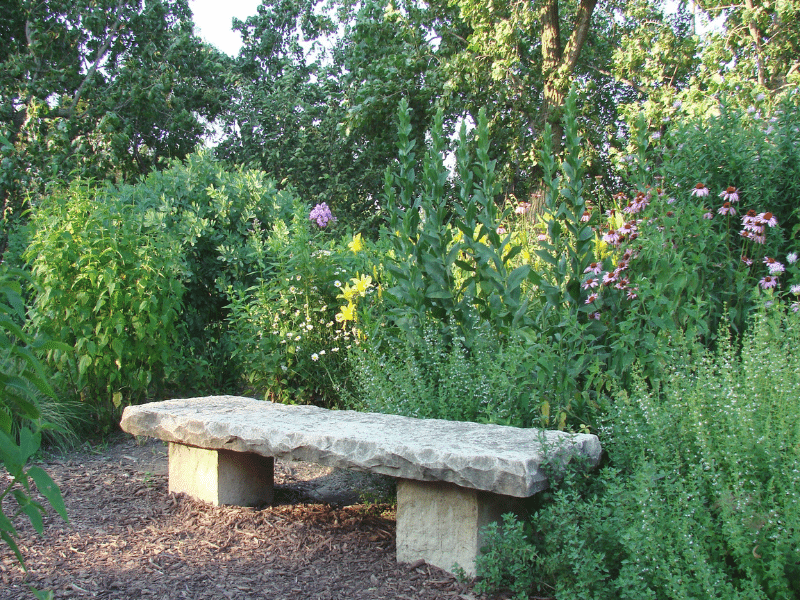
xmin=120 ymin=395 xmax=601 ymax=575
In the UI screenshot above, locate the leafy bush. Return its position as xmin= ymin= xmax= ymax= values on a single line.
xmin=475 ymin=304 xmax=800 ymax=599
xmin=225 ymin=200 xmax=385 ymax=406
xmin=24 ymin=180 xmax=185 ymax=426
xmin=653 ymin=92 xmax=800 ymax=256
xmin=122 ymin=151 xmax=298 ymax=392
xmin=1 ymin=267 xmax=68 ymax=598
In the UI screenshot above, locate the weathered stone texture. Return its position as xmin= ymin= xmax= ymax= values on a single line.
xmin=121 ymin=396 xmax=601 ymax=498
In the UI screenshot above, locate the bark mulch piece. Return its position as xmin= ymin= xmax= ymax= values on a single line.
xmin=1 ymin=435 xmax=482 ymax=599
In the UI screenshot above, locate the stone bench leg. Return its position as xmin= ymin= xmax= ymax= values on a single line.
xmin=395 ymin=479 xmax=519 ymax=577
xmin=168 ymin=442 xmax=274 ymax=507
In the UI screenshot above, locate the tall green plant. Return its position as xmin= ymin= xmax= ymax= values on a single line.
xmin=1 ymin=268 xmax=68 ymax=599
xmin=383 ymin=100 xmax=530 ymax=347
xmin=25 ymin=181 xmax=184 ymax=426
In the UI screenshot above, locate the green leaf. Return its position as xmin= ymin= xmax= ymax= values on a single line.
xmin=28 ymin=467 xmax=68 ymax=523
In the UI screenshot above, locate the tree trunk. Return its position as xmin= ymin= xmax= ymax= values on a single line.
xmin=540 ymin=0 xmax=598 ymax=153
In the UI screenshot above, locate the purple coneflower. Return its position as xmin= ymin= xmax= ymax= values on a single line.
xmin=584 ymin=262 xmax=603 ymax=275
xmin=757 ymin=212 xmax=778 ymax=227
xmin=691 ymin=183 xmax=710 ymax=197
xmin=763 ymin=257 xmax=785 ymax=274
xmin=759 ymin=275 xmax=778 ymax=289
xmin=717 ymin=202 xmax=736 ymax=216
xmin=719 ymin=186 xmax=740 ymax=202
xmin=585 ymin=292 xmax=599 ymax=304
xmin=582 ymin=278 xmax=600 ymax=290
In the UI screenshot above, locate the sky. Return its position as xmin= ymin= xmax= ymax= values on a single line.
xmin=189 ymin=0 xmax=263 ymax=56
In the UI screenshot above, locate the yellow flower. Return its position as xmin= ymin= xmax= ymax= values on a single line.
xmin=335 ymin=303 xmax=356 ymax=322
xmin=353 ymin=274 xmax=372 ymax=296
xmin=348 ymin=233 xmax=364 ymax=253
xmin=338 ymin=283 xmax=358 ymax=303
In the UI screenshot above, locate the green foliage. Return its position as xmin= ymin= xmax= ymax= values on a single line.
xmin=346 ymin=320 xmax=533 ymax=423
xmin=0 ymin=267 xmax=68 ymax=591
xmin=125 ymin=151 xmax=298 ymax=392
xmin=475 ymin=305 xmax=800 ymax=599
xmin=24 ymin=180 xmax=185 ymax=425
xmin=0 ymin=0 xmax=230 ymax=215
xmin=383 ymin=99 xmax=529 ymax=348
xmin=225 ymin=202 xmax=383 ymax=406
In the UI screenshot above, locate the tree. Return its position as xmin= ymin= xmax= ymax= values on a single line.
xmin=0 ymin=0 xmax=230 ymax=219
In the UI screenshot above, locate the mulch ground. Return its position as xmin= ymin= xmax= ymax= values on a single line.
xmin=1 ymin=434 xmax=490 ymax=600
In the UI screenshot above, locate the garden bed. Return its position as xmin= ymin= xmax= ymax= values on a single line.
xmin=0 ymin=435 xmax=472 ymax=599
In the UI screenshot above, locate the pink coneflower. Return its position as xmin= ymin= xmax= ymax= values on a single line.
xmin=759 ymin=275 xmax=779 ymax=289
xmin=627 ymin=288 xmax=638 ymax=300
xmin=703 ymin=211 xmax=714 ymax=219
xmin=515 ymin=202 xmax=531 ymax=215
xmin=603 ymin=271 xmax=617 ymax=285
xmin=719 ymin=186 xmax=740 ymax=202
xmin=580 ymin=211 xmax=592 ymax=222
xmin=741 ymin=255 xmax=753 ymax=266
xmin=763 ymin=256 xmax=785 ymax=274
xmin=614 ymin=277 xmax=630 ymax=290
xmin=582 ymin=277 xmax=600 ymax=290
xmin=757 ymin=212 xmax=778 ymax=227
xmin=603 ymin=229 xmax=621 ymax=246
xmin=589 ymin=311 xmax=601 ymax=320
xmin=717 ymin=202 xmax=736 ymax=216
xmin=691 ymin=183 xmax=710 ymax=197
xmin=497 ymin=227 xmax=507 ymax=235
xmin=584 ymin=262 xmax=603 ymax=275
xmin=585 ymin=292 xmax=599 ymax=304
xmin=537 ymin=233 xmax=548 ymax=242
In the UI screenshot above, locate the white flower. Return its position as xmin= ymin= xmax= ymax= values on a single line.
xmin=334 ymin=280 xmax=342 ymax=288
xmin=311 ymin=353 xmax=319 ymax=361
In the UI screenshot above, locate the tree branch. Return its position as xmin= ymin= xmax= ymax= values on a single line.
xmin=67 ymin=0 xmax=126 ymax=118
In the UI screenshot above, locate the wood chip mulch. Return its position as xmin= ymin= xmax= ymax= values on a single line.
xmin=1 ymin=435 xmax=483 ymax=600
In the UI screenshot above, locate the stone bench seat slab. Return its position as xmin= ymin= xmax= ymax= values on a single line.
xmin=120 ymin=396 xmax=601 ymax=498
xmin=120 ymin=396 xmax=602 ymax=575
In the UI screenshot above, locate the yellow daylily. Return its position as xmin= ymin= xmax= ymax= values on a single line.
xmin=353 ymin=274 xmax=372 ymax=296
xmin=348 ymin=233 xmax=364 ymax=253
xmin=335 ymin=303 xmax=356 ymax=322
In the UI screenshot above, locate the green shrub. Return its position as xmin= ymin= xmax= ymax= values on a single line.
xmin=122 ymin=150 xmax=298 ymax=392
xmin=225 ymin=200 xmax=386 ymax=406
xmin=476 ymin=303 xmax=800 ymax=599
xmin=24 ymin=180 xmax=185 ymax=426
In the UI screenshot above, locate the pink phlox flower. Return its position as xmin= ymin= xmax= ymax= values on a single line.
xmin=787 ymin=252 xmax=798 ymax=264
xmin=691 ymin=183 xmax=710 ymax=197
xmin=717 ymin=202 xmax=736 ymax=216
xmin=309 ymin=203 xmax=336 ymax=228
xmin=582 ymin=277 xmax=600 ymax=290
xmin=757 ymin=212 xmax=778 ymax=227
xmin=719 ymin=186 xmax=740 ymax=202
xmin=585 ymin=292 xmax=599 ymax=304
xmin=759 ymin=275 xmax=779 ymax=289
xmin=584 ymin=262 xmax=603 ymax=275
xmin=763 ymin=257 xmax=785 ymax=274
